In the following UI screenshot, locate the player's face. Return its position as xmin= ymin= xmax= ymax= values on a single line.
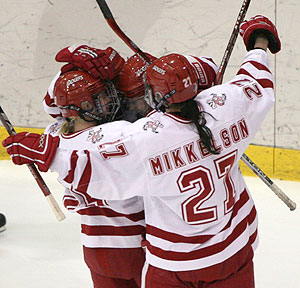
xmin=98 ymin=91 xmax=112 ymax=115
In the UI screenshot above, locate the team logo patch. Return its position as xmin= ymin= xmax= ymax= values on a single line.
xmin=207 ymin=93 xmax=227 ymax=109
xmin=143 ymin=120 xmax=164 ymax=133
xmin=86 ymin=128 xmax=103 ymax=144
xmin=48 ymin=122 xmax=61 ymax=135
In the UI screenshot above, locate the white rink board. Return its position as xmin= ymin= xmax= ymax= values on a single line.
xmin=0 ymin=0 xmax=300 ymax=149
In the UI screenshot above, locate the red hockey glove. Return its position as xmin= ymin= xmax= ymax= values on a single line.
xmin=239 ymin=15 xmax=281 ymax=54
xmin=2 ymin=132 xmax=60 ymax=172
xmin=55 ymin=44 xmax=124 ymax=80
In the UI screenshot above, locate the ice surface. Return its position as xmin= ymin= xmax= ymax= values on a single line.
xmin=0 ymin=160 xmax=299 ymax=287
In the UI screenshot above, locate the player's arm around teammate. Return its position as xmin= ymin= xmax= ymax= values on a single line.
xmin=2 ymin=15 xmax=280 ymax=288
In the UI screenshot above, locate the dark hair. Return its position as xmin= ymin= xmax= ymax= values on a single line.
xmin=180 ymin=99 xmax=220 ymax=155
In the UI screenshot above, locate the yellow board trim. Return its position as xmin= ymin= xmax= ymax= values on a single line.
xmin=239 ymin=145 xmax=300 ymax=182
xmin=1 ymin=126 xmax=300 ymax=182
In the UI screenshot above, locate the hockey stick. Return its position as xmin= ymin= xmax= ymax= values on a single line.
xmin=215 ymin=0 xmax=296 ymax=211
xmin=96 ymin=0 xmax=296 ymax=211
xmin=95 ymin=0 xmax=152 ymax=64
xmin=215 ymin=0 xmax=251 ymax=85
xmin=242 ymin=154 xmax=296 ymax=210
xmin=0 ymin=106 xmax=66 ymax=221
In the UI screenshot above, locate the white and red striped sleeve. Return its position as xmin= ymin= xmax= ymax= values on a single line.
xmin=229 ymin=49 xmax=275 ymax=133
xmin=62 ymin=187 xmax=145 ymax=248
xmin=236 ymin=48 xmax=273 ymax=93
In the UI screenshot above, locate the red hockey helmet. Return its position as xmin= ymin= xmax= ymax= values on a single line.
xmin=116 ymin=53 xmax=157 ymax=99
xmin=54 ymin=70 xmax=121 ymax=123
xmin=144 ymin=53 xmax=198 ymax=111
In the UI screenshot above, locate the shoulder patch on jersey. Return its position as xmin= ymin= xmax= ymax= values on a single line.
xmin=47 ymin=122 xmax=61 ymax=135
xmin=86 ymin=128 xmax=103 ymax=144
xmin=143 ymin=120 xmax=164 ymax=133
xmin=206 ymin=93 xmax=227 ymax=109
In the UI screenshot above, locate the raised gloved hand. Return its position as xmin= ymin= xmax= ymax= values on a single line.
xmin=2 ymin=132 xmax=60 ymax=172
xmin=55 ymin=44 xmax=125 ymax=80
xmin=239 ymin=15 xmax=281 ymax=54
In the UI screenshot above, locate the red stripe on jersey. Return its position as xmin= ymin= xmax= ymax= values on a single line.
xmin=61 ymin=127 xmax=92 ymax=139
xmin=63 ymin=197 xmax=80 ymax=208
xmin=62 ymin=151 xmax=95 ymax=207
xmin=193 ymin=56 xmax=217 ymax=66
xmin=219 ymin=189 xmax=249 ymax=231
xmin=165 ymin=113 xmax=192 ymax=124
xmin=242 ymin=60 xmax=271 ymax=73
xmin=44 ymin=93 xmax=55 ymax=106
xmin=255 ymin=78 xmax=274 ymax=89
xmin=63 ymin=150 xmax=79 ymax=184
xmin=146 ymin=110 xmax=157 ymax=117
xmin=237 ymin=69 xmax=274 ymax=89
xmin=249 ymin=228 xmax=258 ymax=245
xmin=68 ymin=151 xmax=119 ymax=208
xmin=49 ymin=113 xmax=61 ymax=119
xmin=74 ymin=150 xmax=103 ymax=206
xmin=43 ymin=93 xmax=62 ymax=118
xmin=81 ymin=224 xmax=146 ymax=236
xmin=146 ymin=206 xmax=257 ymax=261
xmin=78 ymin=206 xmax=145 ymax=222
xmin=77 ymin=150 xmax=92 ymax=193
xmin=147 ymin=189 xmax=249 ymax=244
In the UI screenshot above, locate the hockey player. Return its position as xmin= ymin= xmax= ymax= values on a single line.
xmin=42 ymin=48 xmax=149 ymax=288
xmin=115 ymin=53 xmax=157 ymax=122
xmin=52 ymin=70 xmax=147 ymax=288
xmin=42 ymin=45 xmax=125 ymax=121
xmin=40 ymin=47 xmax=217 ymax=288
xmin=8 ymin=14 xmax=282 ymax=287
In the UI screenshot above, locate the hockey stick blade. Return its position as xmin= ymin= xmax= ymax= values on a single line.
xmin=241 ymin=154 xmax=296 ymax=211
xmin=0 ymin=106 xmax=66 ymax=221
xmin=95 ymin=0 xmax=152 ymax=64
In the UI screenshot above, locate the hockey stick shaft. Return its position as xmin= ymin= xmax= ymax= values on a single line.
xmin=215 ymin=0 xmax=251 ymax=85
xmin=95 ymin=0 xmax=152 ymax=64
xmin=0 ymin=106 xmax=66 ymax=221
xmin=241 ymin=154 xmax=296 ymax=210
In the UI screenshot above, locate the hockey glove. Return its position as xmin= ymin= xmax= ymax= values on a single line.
xmin=239 ymin=15 xmax=281 ymax=54
xmin=56 ymin=44 xmax=125 ymax=80
xmin=2 ymin=132 xmax=60 ymax=172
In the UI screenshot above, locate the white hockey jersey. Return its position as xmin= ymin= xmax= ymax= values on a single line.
xmin=46 ymin=120 xmax=146 ymax=248
xmin=51 ymin=49 xmax=274 ymax=271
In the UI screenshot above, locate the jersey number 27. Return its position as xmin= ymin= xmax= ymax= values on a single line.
xmin=177 ymin=150 xmax=237 ymax=225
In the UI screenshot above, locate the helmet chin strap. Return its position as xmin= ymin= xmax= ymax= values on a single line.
xmin=156 ymin=89 xmax=176 ymax=111
xmin=65 ymin=105 xmax=103 ymax=122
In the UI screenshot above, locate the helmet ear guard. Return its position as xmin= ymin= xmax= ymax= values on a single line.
xmin=144 ymin=78 xmax=176 ymax=112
